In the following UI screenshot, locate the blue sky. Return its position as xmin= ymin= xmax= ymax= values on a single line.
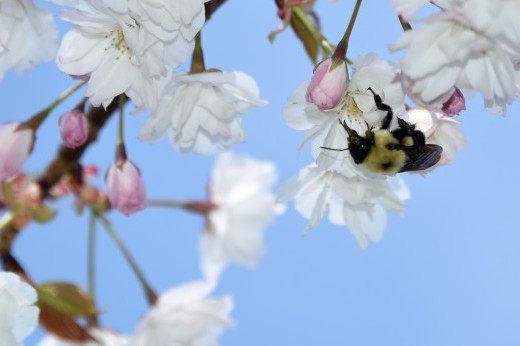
xmin=2 ymin=0 xmax=520 ymax=345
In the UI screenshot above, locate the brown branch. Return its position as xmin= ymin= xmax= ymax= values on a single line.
xmin=0 ymin=97 xmax=121 ymax=260
xmin=0 ymin=224 xmax=19 ymax=260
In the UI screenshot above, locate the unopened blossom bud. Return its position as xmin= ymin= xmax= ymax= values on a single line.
xmin=442 ymin=87 xmax=466 ymax=116
xmin=106 ymin=159 xmax=146 ymax=216
xmin=305 ymin=58 xmax=347 ymax=110
xmin=0 ymin=122 xmax=34 ymax=182
xmin=59 ymin=109 xmax=89 ymax=148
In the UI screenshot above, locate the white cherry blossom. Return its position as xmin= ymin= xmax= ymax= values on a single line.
xmin=0 ymin=271 xmax=39 ymax=346
xmin=53 ymin=0 xmax=205 ymax=107
xmin=129 ymin=281 xmax=233 ymax=346
xmin=282 ymin=53 xmax=405 ymax=174
xmin=391 ymin=0 xmax=520 ymax=113
xmin=139 ymin=71 xmax=267 ymax=155
xmin=0 ymin=0 xmax=58 ymax=80
xmin=201 ymin=152 xmax=283 ymax=280
xmin=277 ymin=164 xmax=410 ymax=249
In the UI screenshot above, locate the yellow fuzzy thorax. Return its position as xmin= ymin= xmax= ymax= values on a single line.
xmin=363 ymin=130 xmax=406 ymax=174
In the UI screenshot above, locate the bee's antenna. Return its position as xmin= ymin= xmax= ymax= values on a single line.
xmin=320 ymin=146 xmax=349 ymax=152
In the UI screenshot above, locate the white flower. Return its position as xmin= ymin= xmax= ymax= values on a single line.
xmin=0 ymin=271 xmax=39 ymax=346
xmin=282 ymin=53 xmax=405 ymax=173
xmin=129 ymin=281 xmax=233 ymax=346
xmin=391 ymin=0 xmax=520 ymax=113
xmin=200 ymin=153 xmax=283 ymax=280
xmin=277 ymin=164 xmax=410 ymax=249
xmin=37 ymin=328 xmax=127 ymax=346
xmin=408 ymin=108 xmax=465 ymax=168
xmin=0 ymin=0 xmax=58 ymax=80
xmin=139 ymin=71 xmax=267 ymax=155
xmin=54 ymin=0 xmax=205 ymax=107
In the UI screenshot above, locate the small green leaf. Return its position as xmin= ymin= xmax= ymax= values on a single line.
xmin=290 ymin=9 xmax=319 ymax=63
xmin=37 ymin=282 xmax=98 ymax=319
xmin=32 ymin=204 xmax=56 ymax=223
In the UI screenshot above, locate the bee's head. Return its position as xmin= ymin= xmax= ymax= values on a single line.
xmin=338 ymin=121 xmax=373 ymax=164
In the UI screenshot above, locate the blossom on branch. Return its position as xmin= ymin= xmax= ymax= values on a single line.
xmin=200 ymin=153 xmax=283 ymax=280
xmin=283 ymin=53 xmax=405 ymax=173
xmin=129 ymin=281 xmax=233 ymax=346
xmin=305 ymin=57 xmax=348 ymax=110
xmin=0 ymin=0 xmax=58 ymax=80
xmin=53 ymin=0 xmax=206 ymax=107
xmin=280 ymin=53 xmax=413 ymax=248
xmin=106 ymin=159 xmax=147 ymax=216
xmin=139 ymin=71 xmax=267 ymax=155
xmin=391 ymin=0 xmax=520 ymax=113
xmin=59 ymin=109 xmax=89 ymax=149
xmin=0 ymin=271 xmax=39 ymax=346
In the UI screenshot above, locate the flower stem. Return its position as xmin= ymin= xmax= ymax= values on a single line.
xmin=87 ymin=212 xmax=99 ymax=327
xmin=87 ymin=212 xmax=97 ymax=303
xmin=190 ymin=32 xmax=206 ymax=74
xmin=25 ymin=81 xmax=86 ymax=131
xmin=97 ymin=215 xmax=158 ymax=305
xmin=148 ymin=199 xmax=216 ymax=215
xmin=116 ymin=94 xmax=127 ymax=161
xmin=333 ymin=0 xmax=363 ymax=60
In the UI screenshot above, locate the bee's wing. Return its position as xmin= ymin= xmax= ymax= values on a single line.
xmin=399 ymin=144 xmax=443 ymax=172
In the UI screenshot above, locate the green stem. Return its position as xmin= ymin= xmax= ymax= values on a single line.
xmin=190 ymin=32 xmax=206 ymax=74
xmin=333 ymin=0 xmax=363 ymax=60
xmin=116 ymin=95 xmax=127 ymax=161
xmin=97 ymin=215 xmax=157 ymax=305
xmin=25 ymin=81 xmax=86 ymax=131
xmin=87 ymin=212 xmax=97 ymax=302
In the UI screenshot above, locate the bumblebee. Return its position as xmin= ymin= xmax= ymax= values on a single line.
xmin=323 ymin=88 xmax=443 ymax=175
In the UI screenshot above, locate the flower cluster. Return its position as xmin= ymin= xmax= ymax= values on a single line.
xmin=280 ymin=52 xmax=464 ymax=248
xmin=52 ymin=0 xmax=207 ymax=108
xmin=391 ymin=0 xmax=520 ymax=113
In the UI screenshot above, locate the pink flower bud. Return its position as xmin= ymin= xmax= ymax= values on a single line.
xmin=442 ymin=87 xmax=466 ymax=116
xmin=59 ymin=109 xmax=89 ymax=148
xmin=106 ymin=160 xmax=147 ymax=216
xmin=305 ymin=58 xmax=347 ymax=110
xmin=0 ymin=122 xmax=34 ymax=181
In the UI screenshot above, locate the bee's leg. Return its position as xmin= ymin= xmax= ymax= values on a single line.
xmin=367 ymin=87 xmax=393 ymax=130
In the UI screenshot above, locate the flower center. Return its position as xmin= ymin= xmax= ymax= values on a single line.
xmin=105 ymin=29 xmax=131 ymax=61
xmin=343 ymin=95 xmax=364 ymax=126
